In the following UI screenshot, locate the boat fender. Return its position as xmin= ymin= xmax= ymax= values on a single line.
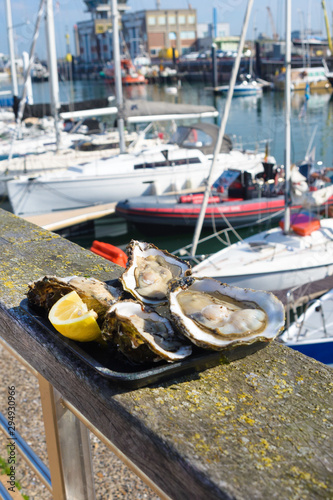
xmin=90 ymin=240 xmax=128 ymax=268
xmin=279 ymin=214 xmax=321 ymax=237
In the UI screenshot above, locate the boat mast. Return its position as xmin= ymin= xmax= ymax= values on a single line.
xmin=8 ymin=0 xmax=46 ymax=163
xmin=45 ymin=0 xmax=61 ymax=150
xmin=5 ymin=0 xmax=18 ymax=100
xmin=284 ymin=0 xmax=291 ymax=234
xmin=191 ymin=0 xmax=254 ymax=257
xmin=110 ymin=0 xmax=126 ymax=153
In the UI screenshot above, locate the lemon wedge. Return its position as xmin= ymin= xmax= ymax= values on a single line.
xmin=48 ymin=291 xmax=101 ymax=342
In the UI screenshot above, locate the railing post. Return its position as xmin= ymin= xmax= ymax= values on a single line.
xmin=38 ymin=375 xmax=96 ymax=500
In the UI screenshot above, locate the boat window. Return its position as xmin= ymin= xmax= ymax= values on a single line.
xmin=248 ymin=241 xmax=276 ymax=252
xmin=170 ymin=126 xmax=213 ymax=148
xmin=213 ymin=170 xmax=240 ymax=190
xmin=170 ymin=126 xmax=190 ymax=145
xmin=134 ymin=157 xmax=201 ymax=169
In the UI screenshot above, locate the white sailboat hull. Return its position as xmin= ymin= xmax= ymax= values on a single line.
xmin=8 ymin=164 xmax=203 ymax=216
xmin=7 ymin=147 xmax=265 ymax=217
xmin=279 ymin=289 xmax=333 ymax=365
xmin=193 ymin=219 xmax=333 ymax=291
xmin=211 ymin=263 xmax=333 ymax=291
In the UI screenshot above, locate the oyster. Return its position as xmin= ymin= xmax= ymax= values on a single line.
xmin=120 ymin=240 xmax=191 ymax=305
xmin=169 ymin=277 xmax=285 ymax=350
xmin=102 ymin=300 xmax=192 ymax=363
xmin=27 ymin=275 xmax=122 ymax=324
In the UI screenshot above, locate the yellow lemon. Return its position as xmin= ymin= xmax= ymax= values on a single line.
xmin=48 ymin=291 xmax=101 ymax=342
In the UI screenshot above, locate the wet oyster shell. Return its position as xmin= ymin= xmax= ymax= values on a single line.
xmin=120 ymin=240 xmax=191 ymax=305
xmin=27 ymin=275 xmax=122 ymax=324
xmin=101 ymin=300 xmax=192 ymax=364
xmin=168 ymin=277 xmax=285 ymax=350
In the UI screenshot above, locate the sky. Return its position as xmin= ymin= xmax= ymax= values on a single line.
xmin=0 ymin=0 xmax=332 ymax=60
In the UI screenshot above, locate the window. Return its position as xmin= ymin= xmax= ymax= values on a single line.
xmin=158 ymin=16 xmax=166 ymax=25
xmin=178 ymin=15 xmax=186 ymax=25
xmin=188 ymin=15 xmax=195 ymax=24
xmin=180 ymin=30 xmax=195 ymax=40
xmin=150 ymin=48 xmax=158 ymax=55
xmin=169 ymin=31 xmax=176 ymax=40
xmin=168 ymin=15 xmax=176 ymax=25
xmin=148 ymin=16 xmax=156 ymax=26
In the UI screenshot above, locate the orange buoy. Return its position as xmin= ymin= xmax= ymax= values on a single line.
xmin=90 ymin=240 xmax=128 ymax=268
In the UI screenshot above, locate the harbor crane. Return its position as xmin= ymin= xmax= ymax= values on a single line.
xmin=321 ymin=0 xmax=333 ymax=53
xmin=266 ymin=6 xmax=279 ymax=41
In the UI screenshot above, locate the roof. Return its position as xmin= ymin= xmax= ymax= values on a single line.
xmin=123 ymin=100 xmax=218 ymax=121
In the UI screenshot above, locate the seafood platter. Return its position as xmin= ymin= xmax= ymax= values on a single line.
xmin=23 ymin=240 xmax=285 ymax=388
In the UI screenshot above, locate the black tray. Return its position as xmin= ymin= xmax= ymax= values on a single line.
xmin=21 ymin=299 xmax=267 ymax=389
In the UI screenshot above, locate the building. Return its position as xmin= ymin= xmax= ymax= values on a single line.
xmin=122 ymin=9 xmax=197 ymax=59
xmin=76 ymin=3 xmax=197 ymax=64
xmin=214 ymin=36 xmax=240 ymax=53
xmin=196 ymin=22 xmax=230 ymax=51
xmin=76 ymin=0 xmax=128 ymax=64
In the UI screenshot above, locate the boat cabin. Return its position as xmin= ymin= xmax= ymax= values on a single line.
xmin=213 ymin=160 xmax=281 ymax=200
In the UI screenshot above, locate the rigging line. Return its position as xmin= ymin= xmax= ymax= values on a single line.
xmin=8 ymin=0 xmax=46 ymax=164
xmin=209 ymin=198 xmax=245 ymax=245
xmin=190 ymin=0 xmax=254 ymax=257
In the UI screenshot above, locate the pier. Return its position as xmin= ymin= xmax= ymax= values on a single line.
xmin=0 ymin=208 xmax=332 ymax=499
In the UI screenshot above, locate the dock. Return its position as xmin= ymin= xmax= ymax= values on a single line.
xmin=23 ymin=202 xmax=117 ymax=231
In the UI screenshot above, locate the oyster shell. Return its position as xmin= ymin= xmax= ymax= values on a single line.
xmin=27 ymin=275 xmax=122 ymax=323
xmin=120 ymin=240 xmax=191 ymax=305
xmin=169 ymin=277 xmax=285 ymax=350
xmin=102 ymin=300 xmax=192 ymax=363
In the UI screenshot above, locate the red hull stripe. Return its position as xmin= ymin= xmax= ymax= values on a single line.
xmin=117 ymin=197 xmax=333 ymax=220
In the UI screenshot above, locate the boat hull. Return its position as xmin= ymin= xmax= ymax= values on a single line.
xmin=192 ymin=220 xmax=333 ymax=291
xmin=285 ymin=339 xmax=333 ymax=365
xmin=7 ymin=163 xmax=211 ymax=217
xmin=211 ymin=263 xmax=333 ymax=292
xmin=115 ymin=194 xmax=333 ymax=230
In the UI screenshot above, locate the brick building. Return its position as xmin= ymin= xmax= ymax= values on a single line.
xmin=121 ymin=9 xmax=197 ymax=59
xmin=76 ymin=2 xmax=197 ymax=64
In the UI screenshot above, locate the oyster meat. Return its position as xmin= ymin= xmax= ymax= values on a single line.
xmin=120 ymin=240 xmax=191 ymax=305
xmin=27 ymin=275 xmax=122 ymax=323
xmin=169 ymin=277 xmax=285 ymax=350
xmin=102 ymin=300 xmax=192 ymax=363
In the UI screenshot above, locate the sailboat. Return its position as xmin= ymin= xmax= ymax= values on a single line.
xmin=6 ymin=0 xmax=254 ymax=218
xmin=278 ymin=286 xmax=333 ymax=365
xmin=191 ymin=0 xmax=333 ymax=293
xmin=6 ymin=0 xmax=218 ymax=208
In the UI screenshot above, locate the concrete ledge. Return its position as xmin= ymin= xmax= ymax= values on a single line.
xmin=0 ymin=208 xmax=332 ymax=499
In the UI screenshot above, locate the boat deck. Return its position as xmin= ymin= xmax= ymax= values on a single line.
xmin=273 ymin=274 xmax=333 ymax=309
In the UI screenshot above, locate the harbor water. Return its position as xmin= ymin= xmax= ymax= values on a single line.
xmin=2 ymin=77 xmax=333 ymax=256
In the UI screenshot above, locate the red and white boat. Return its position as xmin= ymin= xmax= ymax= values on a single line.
xmin=115 ymin=190 xmax=333 ymax=230
xmin=102 ymin=58 xmax=147 ymax=85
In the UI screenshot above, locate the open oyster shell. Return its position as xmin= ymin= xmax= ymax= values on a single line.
xmin=101 ymin=300 xmax=192 ymax=363
xmin=27 ymin=275 xmax=122 ymax=324
xmin=120 ymin=240 xmax=191 ymax=305
xmin=168 ymin=277 xmax=285 ymax=350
